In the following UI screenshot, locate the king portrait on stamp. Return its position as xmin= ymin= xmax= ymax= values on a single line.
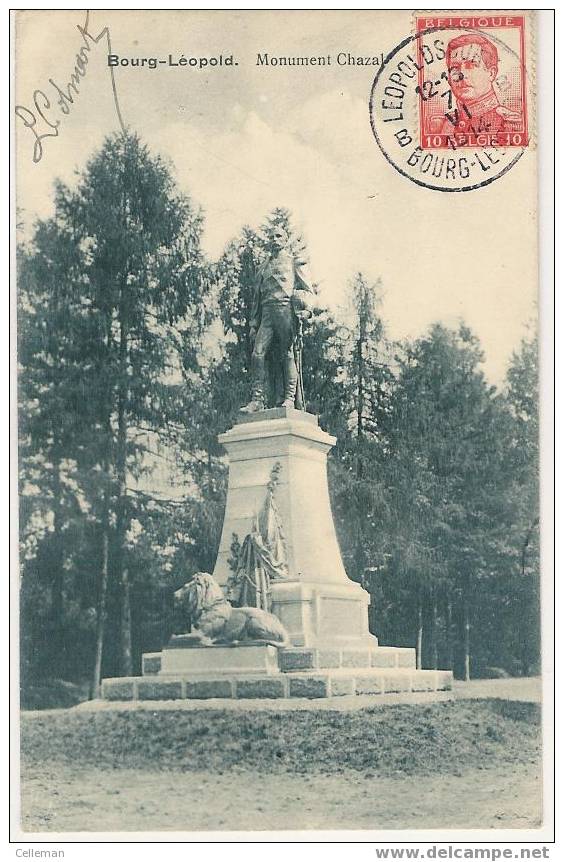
xmin=431 ymin=33 xmax=523 ymax=136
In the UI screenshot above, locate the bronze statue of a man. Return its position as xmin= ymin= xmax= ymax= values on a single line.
xmin=241 ymin=227 xmax=313 ymax=413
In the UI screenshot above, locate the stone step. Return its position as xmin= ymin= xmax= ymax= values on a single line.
xmin=102 ymin=668 xmax=452 ymax=702
xmin=141 ymin=645 xmax=417 ymax=677
xmin=278 ymin=646 xmax=416 ymax=672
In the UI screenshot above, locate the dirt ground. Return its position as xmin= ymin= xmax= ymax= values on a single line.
xmin=20 ymin=760 xmax=541 ymax=833
xmin=19 ymin=679 xmax=543 ymax=834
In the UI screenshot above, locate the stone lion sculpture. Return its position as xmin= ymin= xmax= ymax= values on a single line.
xmin=174 ymin=572 xmax=290 ymax=648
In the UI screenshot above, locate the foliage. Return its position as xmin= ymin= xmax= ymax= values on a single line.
xmin=19 ymin=132 xmax=210 ymax=686
xmin=330 ymin=274 xmax=393 ymax=589
xmin=373 ymin=323 xmax=539 ymax=677
xmin=18 ymin=135 xmax=540 ymax=689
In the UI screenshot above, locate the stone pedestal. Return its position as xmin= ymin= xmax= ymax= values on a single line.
xmin=160 ymin=643 xmax=280 ymax=676
xmin=213 ymin=408 xmax=376 ymax=649
xmin=269 ymin=580 xmax=373 ymax=648
xmin=101 ymin=407 xmax=455 ymax=703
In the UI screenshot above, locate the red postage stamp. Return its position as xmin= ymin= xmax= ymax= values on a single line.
xmin=414 ymin=14 xmax=529 ymax=150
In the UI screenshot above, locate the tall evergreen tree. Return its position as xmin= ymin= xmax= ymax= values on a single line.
xmin=500 ymin=329 xmax=540 ymax=675
xmin=330 ymin=274 xmax=393 ymax=597
xmin=18 ymin=132 xmax=209 ymax=693
xmin=301 ymin=306 xmax=351 ymax=440
xmin=18 ymin=208 xmax=115 ymax=683
xmin=380 ymin=323 xmax=512 ymax=677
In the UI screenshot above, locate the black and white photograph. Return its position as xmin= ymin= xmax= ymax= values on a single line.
xmin=11 ymin=8 xmax=553 ymax=843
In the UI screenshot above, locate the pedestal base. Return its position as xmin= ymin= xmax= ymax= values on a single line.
xmin=270 ymin=580 xmax=377 ymax=648
xmin=101 ymin=642 xmax=453 ymax=702
xmin=160 ymin=643 xmax=280 ymax=676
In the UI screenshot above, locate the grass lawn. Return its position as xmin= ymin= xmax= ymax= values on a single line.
xmin=20 ymin=698 xmax=542 ymax=833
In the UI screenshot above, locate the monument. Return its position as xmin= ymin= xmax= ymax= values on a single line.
xmin=102 ymin=228 xmax=453 ymax=702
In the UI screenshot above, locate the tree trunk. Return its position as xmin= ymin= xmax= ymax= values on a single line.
xmin=90 ymin=301 xmax=118 ymax=699
xmin=50 ymin=462 xmax=64 ymax=615
xmin=431 ymin=590 xmax=438 ymax=670
xmin=162 ymin=586 xmax=169 ymax=646
xmin=416 ymin=590 xmax=423 ymax=669
xmin=91 ymin=515 xmax=110 ymax=699
xmin=115 ymin=276 xmax=131 ymax=674
xmin=354 ymin=334 xmax=365 ymax=584
xmin=91 ymin=307 xmax=117 ymax=699
xmin=354 ymin=290 xmax=369 ymax=588
xmin=356 ymin=328 xmax=364 ymax=480
xmin=49 ymin=450 xmax=65 ymax=666
xmin=463 ymin=594 xmax=471 ymax=682
xmin=120 ymin=566 xmax=133 ymax=676
xmin=49 ymin=269 xmax=65 ymax=670
xmin=445 ymin=595 xmax=453 ymax=671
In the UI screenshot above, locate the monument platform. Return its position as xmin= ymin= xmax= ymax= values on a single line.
xmin=101 ymin=643 xmax=453 ymax=701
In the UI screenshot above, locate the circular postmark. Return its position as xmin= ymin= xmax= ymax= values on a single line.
xmin=369 ymin=16 xmax=530 ymax=192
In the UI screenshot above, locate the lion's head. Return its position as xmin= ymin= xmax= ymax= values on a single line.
xmin=174 ymin=572 xmax=226 ymax=623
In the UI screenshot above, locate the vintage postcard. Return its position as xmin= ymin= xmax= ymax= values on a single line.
xmin=12 ymin=8 xmax=552 ymax=844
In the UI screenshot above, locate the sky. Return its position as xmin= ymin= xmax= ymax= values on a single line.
xmin=15 ymin=10 xmax=538 ymax=384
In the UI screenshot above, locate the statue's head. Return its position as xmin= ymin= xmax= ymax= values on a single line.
xmin=174 ymin=572 xmax=225 ymax=622
xmin=271 ymin=226 xmax=288 ymax=252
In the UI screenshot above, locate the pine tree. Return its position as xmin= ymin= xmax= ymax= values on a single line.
xmin=502 ymin=328 xmax=540 ymax=675
xmin=381 ymin=323 xmax=511 ymax=677
xmin=18 ymin=132 xmax=210 ymax=694
xmin=18 ymin=212 xmax=107 ymax=681
xmin=331 ymin=274 xmax=393 ymax=596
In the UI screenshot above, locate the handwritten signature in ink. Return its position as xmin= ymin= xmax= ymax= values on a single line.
xmin=15 ymin=11 xmax=126 ymax=164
